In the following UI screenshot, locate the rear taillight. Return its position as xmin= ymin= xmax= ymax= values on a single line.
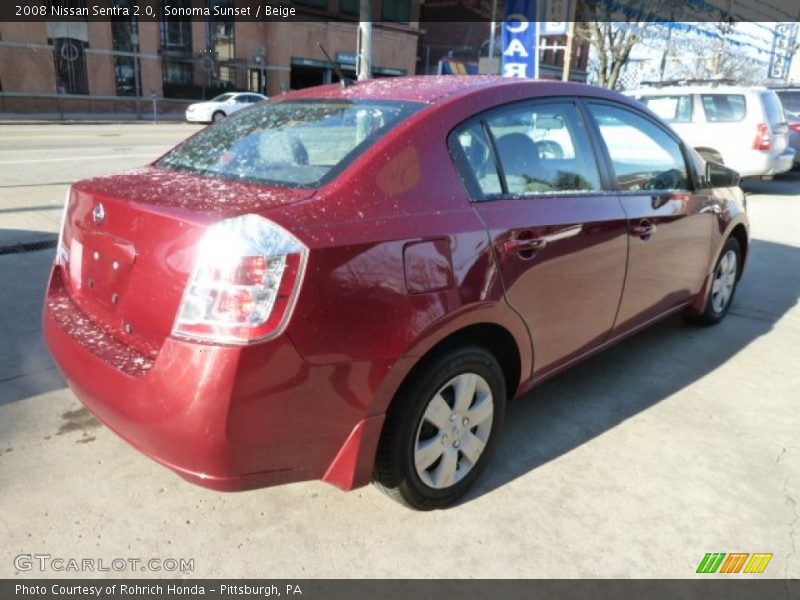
xmin=789 ymin=123 xmax=800 ymax=134
xmin=173 ymin=214 xmax=307 ymax=344
xmin=753 ymin=123 xmax=772 ymax=151
xmin=55 ymin=187 xmax=71 ymax=266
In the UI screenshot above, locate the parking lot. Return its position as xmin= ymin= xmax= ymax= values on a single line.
xmin=0 ymin=123 xmax=798 ymax=578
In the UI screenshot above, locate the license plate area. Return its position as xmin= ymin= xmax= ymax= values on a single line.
xmin=72 ymin=232 xmax=136 ymax=311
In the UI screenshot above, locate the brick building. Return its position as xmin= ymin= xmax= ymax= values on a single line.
xmin=0 ymin=0 xmax=419 ymax=116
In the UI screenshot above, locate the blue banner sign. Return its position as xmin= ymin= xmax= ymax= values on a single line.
xmin=501 ymin=0 xmax=538 ymax=78
xmin=769 ymin=23 xmax=798 ymax=81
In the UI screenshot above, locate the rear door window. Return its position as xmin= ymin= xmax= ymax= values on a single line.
xmin=641 ymin=95 xmax=693 ymax=123
xmin=483 ymin=102 xmax=602 ymax=197
xmin=588 ymin=103 xmax=689 ymax=192
xmin=449 ymin=123 xmax=503 ymax=197
xmin=701 ymin=94 xmax=746 ymax=122
xmin=761 ymin=92 xmax=787 ymax=125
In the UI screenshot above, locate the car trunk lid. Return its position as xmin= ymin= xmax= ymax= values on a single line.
xmin=60 ymin=166 xmax=314 ymax=357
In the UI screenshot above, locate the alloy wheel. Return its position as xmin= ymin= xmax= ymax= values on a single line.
xmin=413 ymin=372 xmax=494 ymax=490
xmin=711 ymin=249 xmax=738 ymax=313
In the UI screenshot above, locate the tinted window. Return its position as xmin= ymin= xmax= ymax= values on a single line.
xmin=211 ymin=93 xmax=235 ymax=102
xmin=701 ymin=94 xmax=746 ymax=122
xmin=484 ymin=102 xmax=602 ymax=196
xmin=761 ymin=92 xmax=787 ymax=125
xmin=640 ymin=95 xmax=693 ymax=123
xmin=589 ymin=103 xmax=689 ymax=192
xmin=158 ymin=100 xmax=422 ymax=187
xmin=450 ymin=122 xmax=503 ymax=197
xmin=775 ymin=90 xmax=800 ymax=114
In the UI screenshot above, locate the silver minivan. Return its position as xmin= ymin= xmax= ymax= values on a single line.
xmin=625 ymin=85 xmax=794 ymax=178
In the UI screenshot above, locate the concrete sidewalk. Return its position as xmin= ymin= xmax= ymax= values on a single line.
xmin=0 ymin=124 xmax=798 ymax=578
xmin=0 ymin=121 xmax=202 ymax=250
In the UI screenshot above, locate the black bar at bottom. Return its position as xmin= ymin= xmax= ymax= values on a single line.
xmin=2 ymin=579 xmax=799 ymax=600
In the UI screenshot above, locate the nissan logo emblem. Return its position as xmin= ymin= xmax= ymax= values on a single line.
xmin=93 ymin=203 xmax=105 ymax=225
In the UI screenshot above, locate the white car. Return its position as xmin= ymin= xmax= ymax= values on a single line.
xmin=185 ymin=92 xmax=267 ymax=124
xmin=625 ymin=84 xmax=794 ymax=178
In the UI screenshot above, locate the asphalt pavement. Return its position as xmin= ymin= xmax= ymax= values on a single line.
xmin=0 ymin=123 xmax=798 ymax=579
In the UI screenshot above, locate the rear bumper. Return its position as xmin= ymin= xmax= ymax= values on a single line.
xmin=732 ymin=148 xmax=795 ymax=177
xmin=43 ymin=267 xmax=384 ymax=492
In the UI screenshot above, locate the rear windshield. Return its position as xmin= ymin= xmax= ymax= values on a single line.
xmin=761 ymin=92 xmax=787 ymax=125
xmin=158 ymin=99 xmax=423 ymax=187
xmin=640 ymin=95 xmax=693 ymax=123
xmin=775 ymin=90 xmax=800 ymax=114
xmin=701 ymin=94 xmax=746 ymax=122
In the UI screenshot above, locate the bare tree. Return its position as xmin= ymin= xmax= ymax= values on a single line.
xmin=667 ymin=23 xmax=765 ymax=85
xmin=575 ymin=0 xmax=678 ymax=90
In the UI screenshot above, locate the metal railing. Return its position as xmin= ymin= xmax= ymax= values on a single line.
xmin=0 ymin=92 xmax=194 ymax=121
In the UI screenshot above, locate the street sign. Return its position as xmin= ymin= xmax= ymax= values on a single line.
xmin=541 ymin=0 xmax=571 ymax=35
xmin=501 ymin=0 xmax=538 ymax=78
xmin=769 ymin=23 xmax=798 ymax=81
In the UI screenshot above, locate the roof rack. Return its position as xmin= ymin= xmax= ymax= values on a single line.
xmin=639 ymin=78 xmax=736 ymax=88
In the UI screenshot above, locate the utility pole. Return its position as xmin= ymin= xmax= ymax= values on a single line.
xmin=487 ymin=0 xmax=498 ymax=75
xmin=357 ymin=0 xmax=372 ymax=81
xmin=659 ymin=24 xmax=673 ymax=83
xmin=561 ymin=20 xmax=575 ymax=82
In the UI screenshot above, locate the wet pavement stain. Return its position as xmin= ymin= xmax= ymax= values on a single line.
xmin=58 ymin=407 xmax=101 ymax=439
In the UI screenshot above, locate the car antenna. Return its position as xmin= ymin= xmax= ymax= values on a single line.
xmin=318 ymin=43 xmax=354 ymax=88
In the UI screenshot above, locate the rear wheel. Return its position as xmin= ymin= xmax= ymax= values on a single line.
xmin=212 ymin=110 xmax=226 ymax=123
xmin=688 ymin=237 xmax=741 ymax=325
xmin=374 ymin=346 xmax=506 ymax=510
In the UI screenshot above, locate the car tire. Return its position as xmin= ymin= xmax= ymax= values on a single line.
xmin=212 ymin=111 xmax=226 ymax=123
xmin=687 ymin=237 xmax=741 ymax=325
xmin=374 ymin=346 xmax=506 ymax=510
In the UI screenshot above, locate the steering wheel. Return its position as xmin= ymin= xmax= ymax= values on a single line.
xmin=644 ymin=168 xmax=682 ymax=191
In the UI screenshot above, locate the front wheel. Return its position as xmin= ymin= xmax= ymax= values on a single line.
xmin=212 ymin=110 xmax=226 ymax=123
xmin=688 ymin=237 xmax=741 ymax=325
xmin=374 ymin=346 xmax=506 ymax=510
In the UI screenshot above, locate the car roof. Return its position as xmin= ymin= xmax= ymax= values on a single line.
xmin=277 ymin=75 xmax=626 ymax=105
xmin=626 ymin=85 xmax=769 ymax=96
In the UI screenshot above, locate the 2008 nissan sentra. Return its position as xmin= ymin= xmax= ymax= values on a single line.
xmin=43 ymin=76 xmax=749 ymax=510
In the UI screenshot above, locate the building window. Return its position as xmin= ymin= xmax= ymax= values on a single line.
xmin=114 ymin=57 xmax=141 ymax=96
xmin=160 ymin=1 xmax=192 ymax=53
xmin=163 ymin=61 xmax=193 ymax=85
xmin=53 ymin=38 xmax=89 ymax=94
xmin=111 ymin=1 xmax=141 ymax=96
xmin=218 ymin=65 xmax=235 ymax=85
xmin=340 ymin=0 xmax=358 ymax=14
xmin=382 ymin=0 xmax=410 ymax=22
xmin=294 ymin=0 xmax=329 ymax=8
xmin=208 ymin=0 xmax=235 ymax=61
xmin=207 ymin=0 xmax=235 ymax=88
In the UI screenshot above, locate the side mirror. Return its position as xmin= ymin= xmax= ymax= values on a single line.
xmin=706 ymin=162 xmax=740 ymax=188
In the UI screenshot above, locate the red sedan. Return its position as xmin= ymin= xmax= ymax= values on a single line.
xmin=43 ymin=77 xmax=749 ymax=509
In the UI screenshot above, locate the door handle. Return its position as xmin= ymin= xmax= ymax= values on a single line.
xmin=502 ymin=236 xmax=547 ymax=255
xmin=631 ymin=220 xmax=657 ymax=239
